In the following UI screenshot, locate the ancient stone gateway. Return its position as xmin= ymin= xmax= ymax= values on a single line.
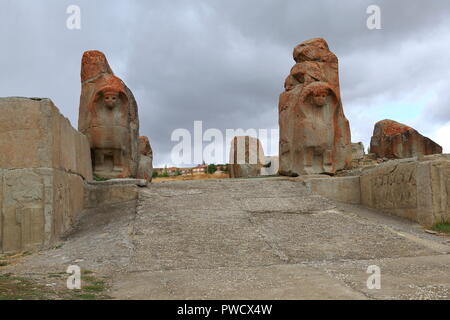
xmin=279 ymin=38 xmax=352 ymax=176
xmin=78 ymin=50 xmax=141 ymax=179
xmin=370 ymin=119 xmax=442 ymax=159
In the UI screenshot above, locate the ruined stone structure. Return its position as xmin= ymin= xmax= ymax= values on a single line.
xmin=305 ymin=154 xmax=450 ymax=227
xmin=0 ymin=98 xmax=92 ymax=253
xmin=361 ymin=155 xmax=450 ymax=227
xmin=79 ymin=50 xmax=140 ymax=179
xmin=261 ymin=156 xmax=279 ymax=176
xmin=352 ymin=142 xmax=365 ymax=161
xmin=137 ymin=136 xmax=153 ymax=182
xmin=370 ymin=119 xmax=442 ymax=159
xmin=279 ymin=38 xmax=352 ymax=176
xmin=229 ymin=136 xmax=265 ymax=178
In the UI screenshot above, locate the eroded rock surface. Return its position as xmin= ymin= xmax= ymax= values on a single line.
xmin=279 ymin=38 xmax=352 ymax=176
xmin=78 ymin=50 xmax=140 ymax=179
xmin=370 ymin=119 xmax=442 ymax=159
xmin=352 ymin=142 xmax=365 ymax=161
xmin=0 ymin=97 xmax=91 ymax=253
xmin=137 ymin=136 xmax=153 ymax=182
xmin=229 ymin=136 xmax=265 ymax=178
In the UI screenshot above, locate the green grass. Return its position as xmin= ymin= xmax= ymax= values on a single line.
xmin=0 ymin=272 xmax=111 ymax=300
xmin=82 ymin=276 xmax=107 ymax=292
xmin=73 ymin=293 xmax=97 ymax=300
xmin=0 ymin=274 xmax=47 ymax=300
xmin=432 ymin=222 xmax=450 ymax=234
xmin=93 ymin=174 xmax=109 ymax=181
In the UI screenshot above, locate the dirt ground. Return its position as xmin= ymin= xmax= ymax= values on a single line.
xmin=1 ymin=177 xmax=449 ymax=299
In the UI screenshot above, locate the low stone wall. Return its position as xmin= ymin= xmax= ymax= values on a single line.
xmin=84 ymin=179 xmax=146 ymax=209
xmin=307 ymin=155 xmax=450 ymax=227
xmin=0 ymin=98 xmax=92 ymax=253
xmin=305 ymin=176 xmax=361 ymax=204
xmin=361 ymin=155 xmax=450 ymax=227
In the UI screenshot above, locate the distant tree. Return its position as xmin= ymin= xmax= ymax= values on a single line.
xmin=175 ymin=169 xmax=182 ymax=176
xmin=152 ymin=171 xmax=159 ymax=178
xmin=207 ymin=164 xmax=217 ymax=174
xmin=161 ymin=166 xmax=169 ymax=177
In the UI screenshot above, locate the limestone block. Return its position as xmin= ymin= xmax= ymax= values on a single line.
xmin=229 ymin=136 xmax=265 ymax=178
xmin=0 ymin=97 xmax=91 ymax=253
xmin=0 ymin=97 xmax=92 ymax=180
xmin=352 ymin=142 xmax=365 ymax=160
xmin=361 ymin=160 xmax=418 ymax=221
xmin=137 ymin=136 xmax=153 ymax=182
xmin=84 ymin=180 xmax=140 ymax=209
xmin=417 ymin=160 xmax=450 ymax=226
xmin=360 ymin=155 xmax=450 ymax=227
xmin=306 ymin=176 xmax=361 ymax=204
xmin=0 ymin=168 xmax=85 ymax=253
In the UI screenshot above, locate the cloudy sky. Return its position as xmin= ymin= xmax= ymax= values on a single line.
xmin=1 ymin=0 xmax=449 ymax=167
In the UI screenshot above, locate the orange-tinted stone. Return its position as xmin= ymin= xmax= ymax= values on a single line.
xmin=78 ymin=50 xmax=140 ymax=179
xmin=279 ymin=38 xmax=352 ymax=176
xmin=370 ymin=119 xmax=442 ymax=159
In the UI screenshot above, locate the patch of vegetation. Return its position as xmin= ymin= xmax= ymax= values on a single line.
xmin=432 ymin=222 xmax=450 ymax=234
xmin=73 ymin=293 xmax=97 ymax=300
xmin=207 ymin=164 xmax=217 ymax=174
xmin=0 ymin=274 xmax=47 ymax=300
xmin=160 ymin=169 xmax=169 ymax=177
xmin=0 ymin=272 xmax=111 ymax=300
xmin=82 ymin=276 xmax=107 ymax=292
xmin=93 ymin=174 xmax=109 ymax=182
xmin=152 ymin=171 xmax=159 ymax=178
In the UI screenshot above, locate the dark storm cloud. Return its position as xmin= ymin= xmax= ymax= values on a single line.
xmin=1 ymin=0 xmax=449 ymax=166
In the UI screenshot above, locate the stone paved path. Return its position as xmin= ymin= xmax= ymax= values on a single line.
xmin=119 ymin=178 xmax=450 ymax=299
xmin=4 ymin=177 xmax=450 ymax=299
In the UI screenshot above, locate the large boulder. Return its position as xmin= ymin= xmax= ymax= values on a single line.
xmin=137 ymin=136 xmax=153 ymax=182
xmin=279 ymin=38 xmax=352 ymax=176
xmin=229 ymin=136 xmax=265 ymax=178
xmin=370 ymin=119 xmax=442 ymax=159
xmin=78 ymin=50 xmax=140 ymax=179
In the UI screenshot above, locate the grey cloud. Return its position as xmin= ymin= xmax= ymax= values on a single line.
xmin=0 ymin=0 xmax=449 ymax=166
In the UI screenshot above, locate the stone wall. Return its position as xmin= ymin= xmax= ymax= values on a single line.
xmin=361 ymin=155 xmax=450 ymax=227
xmin=305 ymin=176 xmax=361 ymax=204
xmin=84 ymin=179 xmax=146 ymax=209
xmin=306 ymin=154 xmax=450 ymax=227
xmin=0 ymin=97 xmax=92 ymax=253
